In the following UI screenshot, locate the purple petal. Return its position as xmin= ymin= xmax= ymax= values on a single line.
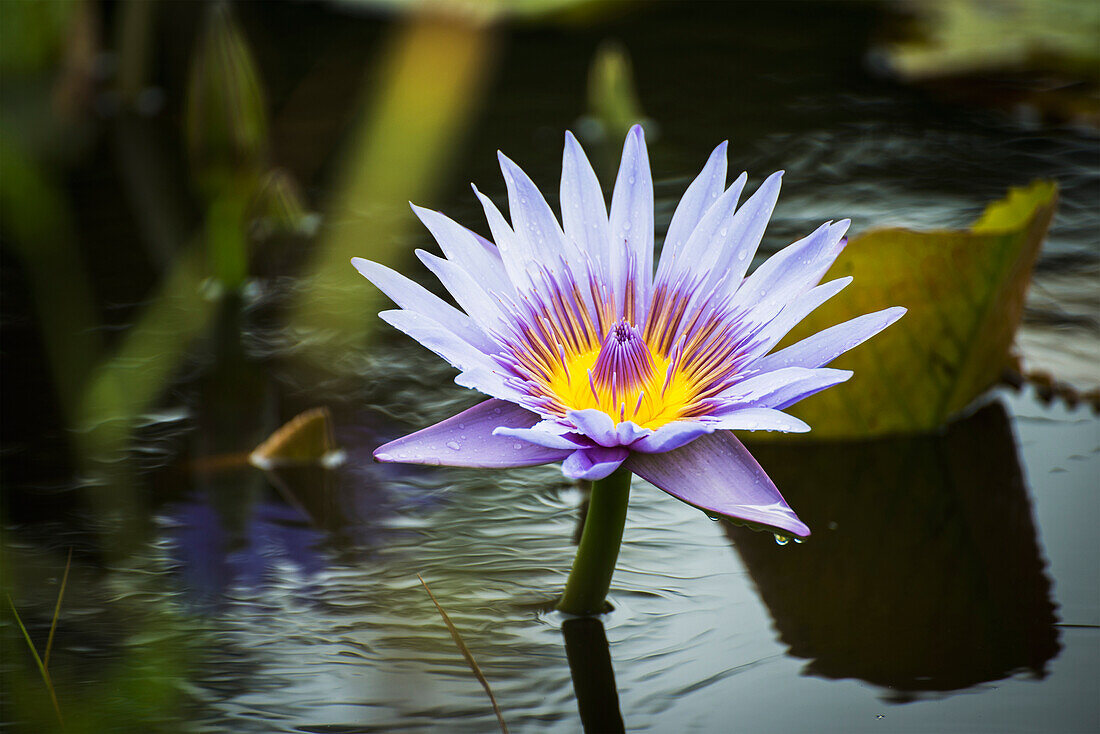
xmin=374 ymin=399 xmax=571 ymax=468
xmin=656 ymin=171 xmax=747 ymax=293
xmin=718 ymin=367 xmax=853 ymax=410
xmin=378 ymin=310 xmax=497 ymax=375
xmin=560 ymin=131 xmax=610 ymax=274
xmin=656 ymin=141 xmax=728 ymax=283
xmin=708 ymin=407 xmax=811 ymax=433
xmin=737 ymin=276 xmax=853 ymax=364
xmin=351 ymin=258 xmax=498 ymax=353
xmin=497 ymin=152 xmax=570 ymax=262
xmin=567 ymin=409 xmax=619 ymax=447
xmin=630 ymin=421 xmax=714 ymax=453
xmin=471 ymin=184 xmax=534 ymax=292
xmin=615 ymin=421 xmax=652 ymax=445
xmin=754 ymin=307 xmax=908 ymax=372
xmin=729 ymin=219 xmax=849 ymax=321
xmin=415 ymin=249 xmax=507 ymax=330
xmin=411 ymin=205 xmax=513 ymax=297
xmin=607 ymin=125 xmax=654 ymax=317
xmin=492 ymin=425 xmax=587 ymax=450
xmin=702 ymin=170 xmax=784 ymax=294
xmin=626 ymin=431 xmax=810 ymax=537
xmin=562 ymin=446 xmax=629 ymax=480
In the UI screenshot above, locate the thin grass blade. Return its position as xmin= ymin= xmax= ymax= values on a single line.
xmin=44 ymin=548 xmax=72 ymax=670
xmin=7 ymin=596 xmax=64 ymax=728
xmin=418 ymin=574 xmax=508 ymax=734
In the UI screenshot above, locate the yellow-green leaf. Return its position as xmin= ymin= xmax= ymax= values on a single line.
xmin=769 ymin=180 xmax=1057 ymax=439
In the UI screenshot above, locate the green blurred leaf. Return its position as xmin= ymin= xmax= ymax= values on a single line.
xmin=885 ymin=0 xmax=1100 ymax=81
xmin=772 ymin=180 xmax=1057 ymax=439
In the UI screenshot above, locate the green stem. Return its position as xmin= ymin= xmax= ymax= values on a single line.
xmin=558 ymin=467 xmax=632 ymax=615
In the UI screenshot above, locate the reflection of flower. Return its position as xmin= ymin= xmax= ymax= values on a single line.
xmin=353 ymin=126 xmax=903 ymax=537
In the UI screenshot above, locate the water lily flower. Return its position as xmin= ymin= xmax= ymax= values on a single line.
xmin=353 ymin=125 xmax=904 ymax=612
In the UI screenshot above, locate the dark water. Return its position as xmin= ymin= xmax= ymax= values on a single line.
xmin=2 ymin=2 xmax=1098 ymax=732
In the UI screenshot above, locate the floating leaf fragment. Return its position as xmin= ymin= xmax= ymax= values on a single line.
xmin=249 ymin=406 xmax=343 ymax=469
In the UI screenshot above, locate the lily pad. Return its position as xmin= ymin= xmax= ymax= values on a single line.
xmin=769 ymin=180 xmax=1057 ymax=439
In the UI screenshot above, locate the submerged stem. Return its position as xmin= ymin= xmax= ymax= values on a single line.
xmin=558 ymin=466 xmax=632 ymax=615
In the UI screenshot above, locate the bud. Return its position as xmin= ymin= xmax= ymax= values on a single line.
xmin=185 ymin=2 xmax=268 ymax=195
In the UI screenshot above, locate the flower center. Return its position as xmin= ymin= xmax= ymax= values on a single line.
xmin=590 ymin=320 xmax=655 ymax=395
xmin=542 ymin=319 xmax=697 ymax=428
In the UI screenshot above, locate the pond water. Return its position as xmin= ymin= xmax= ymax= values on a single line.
xmin=2 ymin=2 xmax=1098 ymax=733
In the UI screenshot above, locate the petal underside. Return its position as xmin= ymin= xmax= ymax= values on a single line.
xmin=374 ymin=399 xmax=571 ymax=468
xmin=626 ymin=430 xmax=810 ymax=537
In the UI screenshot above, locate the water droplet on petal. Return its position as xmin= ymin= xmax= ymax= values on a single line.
xmin=622 ymin=221 xmax=631 ymax=231
xmin=458 ymin=423 xmax=465 ymax=429
xmin=720 ymin=227 xmax=728 ymax=237
xmin=445 ymin=441 xmax=461 ymax=451
xmin=774 ymin=533 xmax=790 ymax=546
xmin=512 ymin=442 xmax=523 ymax=450
xmin=737 ymin=251 xmax=746 ymax=261
xmin=628 ymin=175 xmax=635 ymax=185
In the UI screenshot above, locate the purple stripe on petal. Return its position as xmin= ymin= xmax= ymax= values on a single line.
xmin=567 ymin=409 xmax=619 ymax=447
xmin=754 ymin=306 xmax=907 ymax=372
xmin=626 ymin=430 xmax=810 ymax=537
xmin=630 ymin=421 xmax=714 ymax=453
xmin=562 ymin=446 xmax=629 ymax=480
xmin=374 ymin=399 xmax=571 ymax=468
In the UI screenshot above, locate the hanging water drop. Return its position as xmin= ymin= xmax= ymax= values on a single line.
xmin=773 ymin=533 xmax=790 ymax=546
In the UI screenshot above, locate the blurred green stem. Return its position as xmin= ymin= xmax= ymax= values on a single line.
xmin=205 ymin=187 xmax=250 ymax=291
xmin=558 ymin=467 xmax=631 ymax=616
